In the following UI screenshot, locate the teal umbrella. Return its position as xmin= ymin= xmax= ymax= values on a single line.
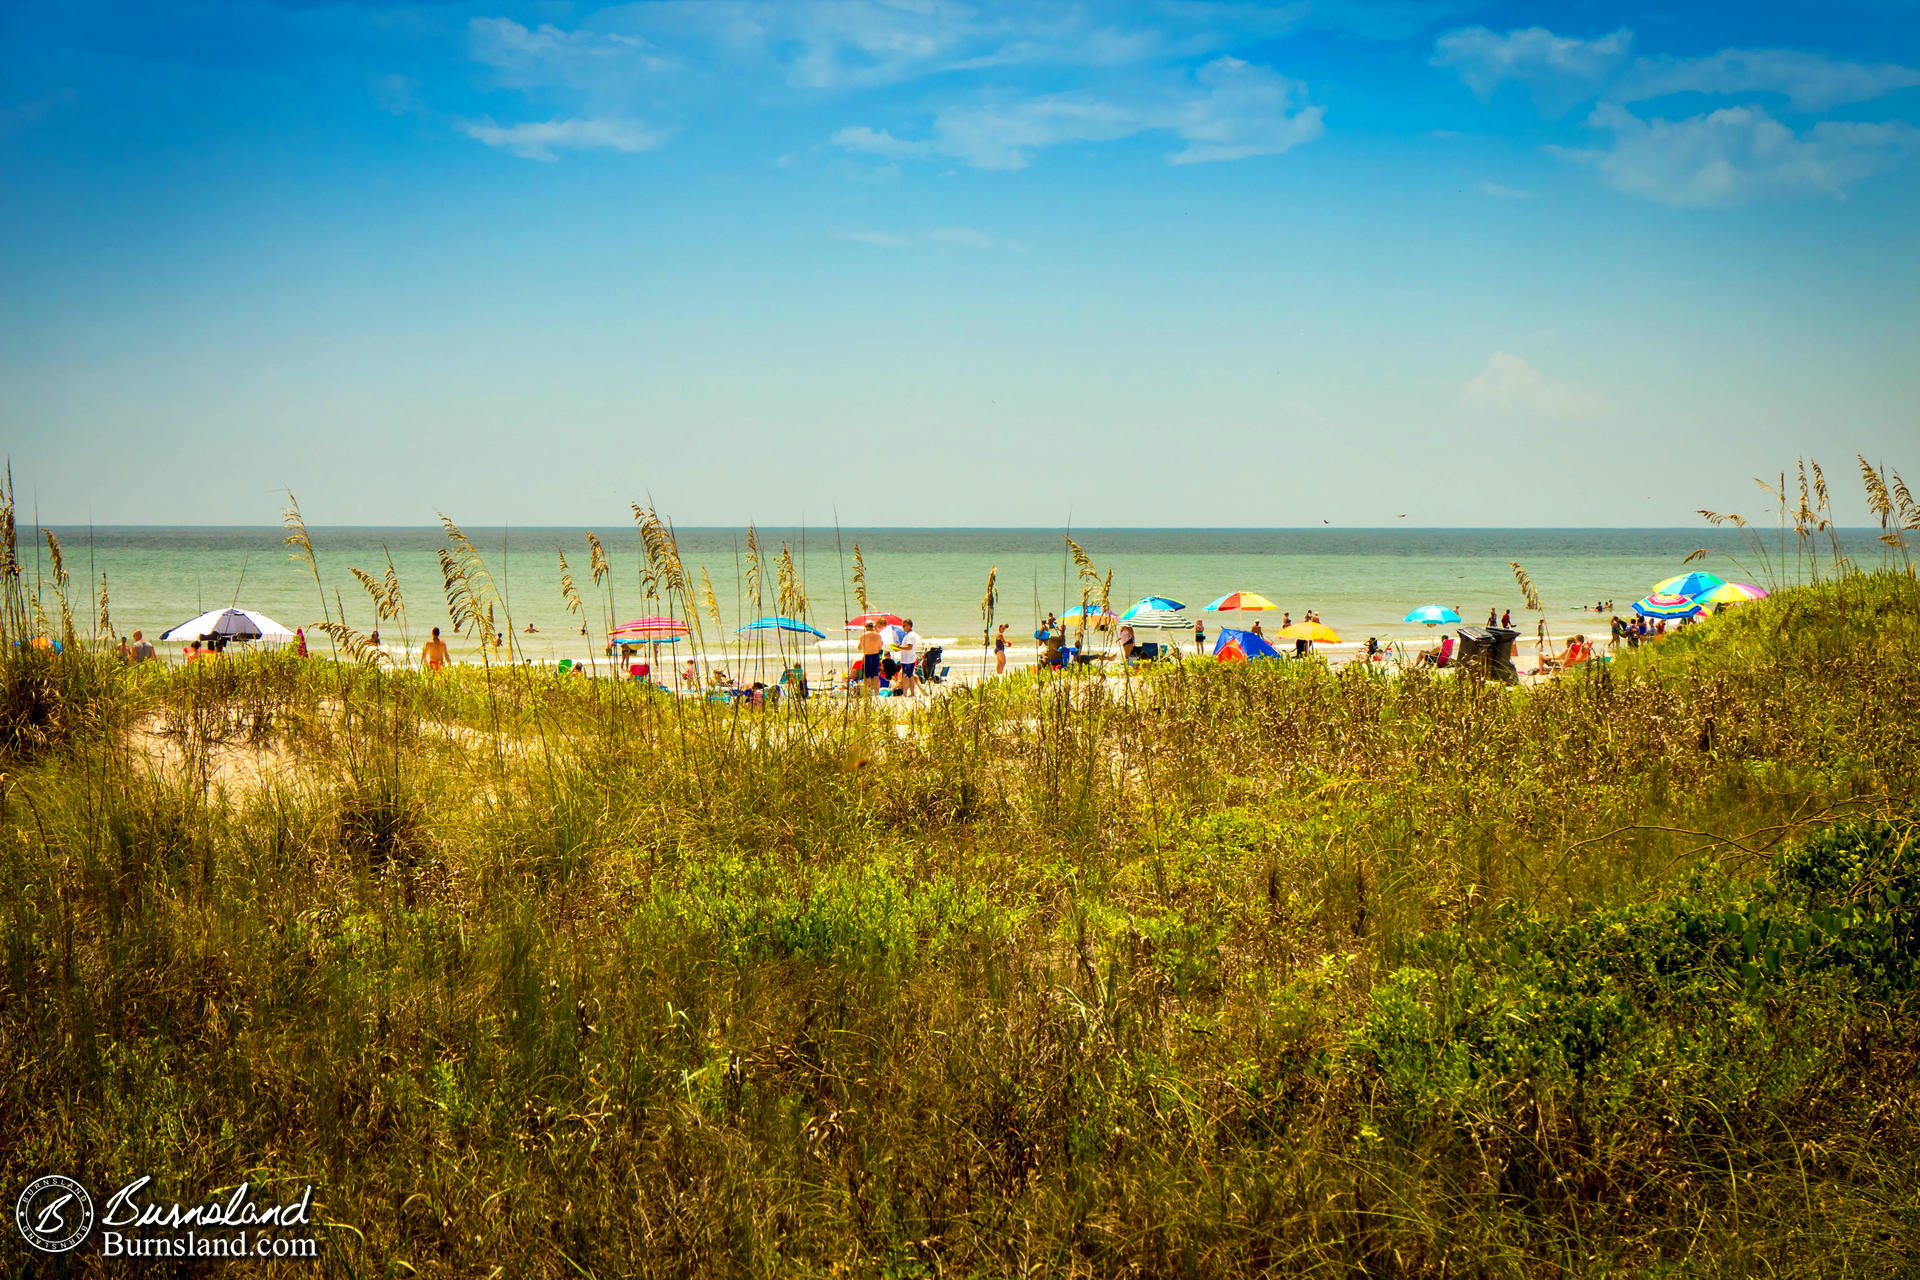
xmin=1121 ymin=595 xmax=1186 ymax=618
xmin=1653 ymin=571 xmax=1725 ymax=599
xmin=737 ymin=616 xmax=826 ymax=638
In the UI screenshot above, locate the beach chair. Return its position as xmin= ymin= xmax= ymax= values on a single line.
xmin=1538 ymin=637 xmax=1590 ymax=674
xmin=918 ymin=646 xmax=945 ymax=683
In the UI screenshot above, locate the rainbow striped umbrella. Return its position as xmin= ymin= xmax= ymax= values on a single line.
xmin=1204 ymin=591 xmax=1279 ymax=612
xmin=1632 ymin=591 xmax=1703 ymax=620
xmin=1653 ymin=571 xmax=1726 ymax=599
xmin=1700 ymin=582 xmax=1768 ymax=606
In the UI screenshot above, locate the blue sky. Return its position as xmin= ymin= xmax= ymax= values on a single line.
xmin=1 ymin=0 xmax=1915 ymax=527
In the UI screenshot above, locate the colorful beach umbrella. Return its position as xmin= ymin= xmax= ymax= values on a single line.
xmin=1632 ymin=591 xmax=1703 ymax=620
xmin=1118 ymin=609 xmax=1193 ymax=630
xmin=1213 ymin=627 xmax=1282 ymax=660
xmin=1120 ymin=596 xmax=1186 ymax=618
xmin=610 ymin=616 xmax=691 ymax=642
xmin=1653 ymin=571 xmax=1726 ymax=599
xmin=844 ymin=611 xmax=904 ymax=629
xmin=1402 ymin=605 xmax=1461 ymax=625
xmin=160 ymin=607 xmax=294 ymax=643
xmin=1062 ymin=604 xmax=1116 ymax=627
xmin=736 ymin=616 xmax=826 ymax=639
xmin=1699 ymin=582 xmax=1768 ymax=606
xmin=1204 ymin=591 xmax=1279 ymax=612
xmin=1278 ymin=621 xmax=1342 ymax=644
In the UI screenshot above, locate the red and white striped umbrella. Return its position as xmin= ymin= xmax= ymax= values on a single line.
xmin=609 ymin=616 xmax=691 ymax=642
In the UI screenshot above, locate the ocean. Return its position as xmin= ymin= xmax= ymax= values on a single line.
xmin=37 ymin=525 xmax=1808 ymax=672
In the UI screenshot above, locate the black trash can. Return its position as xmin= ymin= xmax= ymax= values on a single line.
xmin=1454 ymin=625 xmax=1520 ymax=683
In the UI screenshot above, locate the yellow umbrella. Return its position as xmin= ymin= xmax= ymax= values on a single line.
xmin=1278 ymin=621 xmax=1341 ymax=644
xmin=1700 ymin=582 xmax=1768 ymax=605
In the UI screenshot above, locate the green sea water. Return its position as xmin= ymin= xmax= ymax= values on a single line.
xmin=39 ymin=526 xmax=1812 ymax=668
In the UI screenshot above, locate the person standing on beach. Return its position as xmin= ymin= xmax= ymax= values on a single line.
xmin=130 ymin=630 xmax=154 ymax=663
xmin=115 ymin=635 xmax=131 ymax=662
xmin=1194 ymin=617 xmax=1206 ymax=654
xmin=994 ymin=623 xmax=1010 ymax=674
xmin=860 ymin=622 xmax=882 ymax=693
xmin=293 ymin=627 xmax=308 ymax=658
xmin=1487 ymin=607 xmax=1498 ymax=627
xmin=897 ymin=620 xmax=920 ymax=696
xmin=1501 ymin=609 xmax=1511 ymax=629
xmin=422 ymin=626 xmax=449 ymax=672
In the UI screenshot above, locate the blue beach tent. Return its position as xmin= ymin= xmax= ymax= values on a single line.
xmin=1213 ymin=627 xmax=1283 ymax=660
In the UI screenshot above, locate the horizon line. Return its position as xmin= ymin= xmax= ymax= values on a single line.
xmin=36 ymin=524 xmax=1879 ymax=534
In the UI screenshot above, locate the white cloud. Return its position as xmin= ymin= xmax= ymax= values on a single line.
xmin=1619 ymin=49 xmax=1920 ymax=112
xmin=615 ymin=0 xmax=1132 ymax=92
xmin=925 ymin=226 xmax=994 ymax=246
xmin=470 ymin=17 xmax=674 ymax=90
xmin=0 ymin=90 xmax=72 ymax=137
xmin=371 ymin=74 xmax=419 ymax=116
xmin=838 ymin=226 xmax=997 ymax=247
xmin=911 ymin=97 xmax=1145 ymax=171
xmin=457 ymin=116 xmax=669 ymax=162
xmin=1479 ymin=180 xmax=1533 ymax=197
xmin=840 ymin=229 xmax=912 ymax=247
xmin=1166 ymin=56 xmax=1326 ymax=164
xmin=1432 ymin=25 xmax=1632 ymax=112
xmin=1463 ymin=353 xmax=1610 ymax=418
xmin=1554 ymin=101 xmax=1920 ymax=207
xmin=829 ymin=124 xmax=930 ymax=161
xmin=835 ymin=57 xmax=1323 ymax=171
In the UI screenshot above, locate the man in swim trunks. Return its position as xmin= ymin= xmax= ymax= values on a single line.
xmin=859 ymin=621 xmax=882 ymax=692
xmin=422 ymin=626 xmax=450 ymax=672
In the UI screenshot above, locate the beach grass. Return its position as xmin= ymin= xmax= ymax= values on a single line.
xmin=1 ymin=485 xmax=1918 ymax=1274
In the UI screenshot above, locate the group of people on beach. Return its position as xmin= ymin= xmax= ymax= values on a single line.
xmin=849 ymin=619 xmax=924 ymax=695
xmin=1026 ymin=605 xmax=1336 ymax=666
xmin=111 ymin=630 xmax=157 ymax=662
